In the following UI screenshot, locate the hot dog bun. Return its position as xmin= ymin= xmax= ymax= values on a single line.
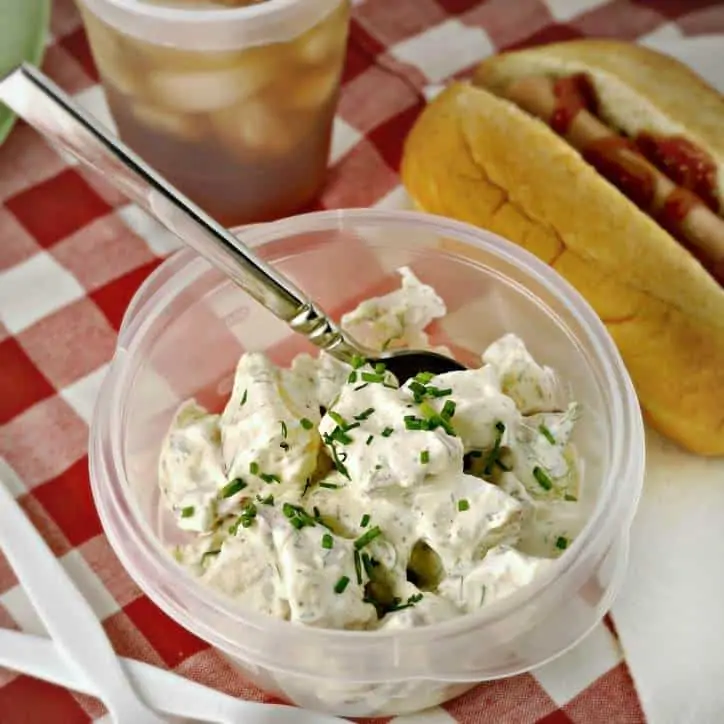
xmin=400 ymin=40 xmax=724 ymax=456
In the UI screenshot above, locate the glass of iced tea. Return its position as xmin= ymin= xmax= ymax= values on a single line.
xmin=76 ymin=0 xmax=350 ymax=226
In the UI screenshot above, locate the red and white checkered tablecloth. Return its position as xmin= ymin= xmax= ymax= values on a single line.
xmin=2 ymin=0 xmax=723 ymax=721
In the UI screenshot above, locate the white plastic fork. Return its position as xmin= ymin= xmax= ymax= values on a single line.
xmin=0 ymin=459 xmax=167 ymax=724
xmin=0 ymin=629 xmax=345 ymax=724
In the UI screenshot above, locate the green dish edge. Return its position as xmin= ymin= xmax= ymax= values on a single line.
xmin=0 ymin=0 xmax=52 ymax=146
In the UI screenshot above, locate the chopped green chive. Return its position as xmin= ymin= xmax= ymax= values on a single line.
xmin=354 ymin=407 xmax=375 ymax=422
xmin=354 ymin=525 xmax=382 ymax=550
xmin=354 ymin=550 xmax=363 ymax=584
xmin=256 ymin=494 xmax=274 ymax=506
xmin=388 ymin=593 xmax=424 ymax=612
xmin=319 ymin=482 xmax=340 ymax=490
xmin=351 ymin=355 xmax=365 ymax=369
xmin=283 ymin=502 xmax=301 ymax=517
xmin=220 ymin=478 xmax=247 ymax=498
xmin=360 ymin=513 xmax=371 ymax=528
xmin=365 ymin=434 xmax=374 ymax=446
xmin=334 ymin=576 xmax=350 ymax=594
xmin=533 ymin=466 xmax=553 ymax=490
xmin=300 ymin=417 xmax=314 ymax=430
xmin=282 ymin=502 xmax=317 ymax=529
xmin=280 ymin=421 xmax=288 ymax=438
xmin=322 ymin=533 xmax=334 ymax=550
xmin=230 ymin=502 xmax=257 ymax=533
xmin=361 ymin=552 xmax=376 ymax=578
xmin=329 ymin=411 xmax=347 ymax=428
xmin=381 ymin=427 xmax=394 ymax=437
xmin=539 ymin=424 xmax=556 ymax=445
xmin=420 ymin=450 xmax=430 ymax=464
xmin=347 ymin=371 xmax=358 ymax=384
xmin=260 ymin=473 xmax=280 ymax=484
xmin=409 ymin=380 xmax=427 ymax=403
xmin=240 ymin=389 xmax=248 ymax=406
xmin=458 ymin=499 xmax=470 ymax=512
xmin=180 ymin=506 xmax=195 ymax=518
xmin=405 ymin=410 xmax=454 ymax=436
xmin=483 ymin=422 xmax=506 ymax=475
xmin=374 ymin=362 xmax=386 ymax=375
xmin=427 ymin=386 xmax=453 ymax=398
xmin=329 ymin=444 xmax=351 ymax=480
xmin=415 ymin=372 xmax=434 ymax=384
xmin=441 ymin=399 xmax=456 ymax=420
xmin=409 ymin=381 xmax=426 ymax=395
xmin=420 ymin=401 xmax=438 ymax=420
xmin=361 ymin=372 xmax=385 ymax=383
xmin=416 ymin=401 xmax=456 ymax=435
xmin=555 ymin=536 xmax=569 ymax=550
xmin=404 ymin=416 xmax=424 ymax=431
xmin=325 ymin=428 xmax=353 ymax=445
xmin=249 ymin=462 xmax=259 ymax=475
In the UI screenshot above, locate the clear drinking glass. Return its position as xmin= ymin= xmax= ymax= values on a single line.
xmin=76 ymin=0 xmax=350 ymax=226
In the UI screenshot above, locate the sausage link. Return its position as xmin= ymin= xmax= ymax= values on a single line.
xmin=501 ymin=75 xmax=724 ymax=284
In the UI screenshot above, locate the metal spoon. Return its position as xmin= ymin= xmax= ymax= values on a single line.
xmin=0 ymin=63 xmax=463 ymax=382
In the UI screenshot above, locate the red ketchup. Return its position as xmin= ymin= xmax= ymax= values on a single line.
xmin=636 ymin=133 xmax=719 ymax=214
xmin=582 ymin=136 xmax=657 ymax=212
xmin=551 ymin=73 xmax=598 ymax=134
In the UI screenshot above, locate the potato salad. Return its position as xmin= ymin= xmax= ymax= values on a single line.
xmin=159 ymin=268 xmax=582 ymax=631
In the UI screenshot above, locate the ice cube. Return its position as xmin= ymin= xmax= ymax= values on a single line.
xmin=149 ymin=61 xmax=275 ymax=114
xmin=285 ymin=67 xmax=339 ymax=110
xmin=211 ymin=99 xmax=300 ymax=156
xmin=132 ymin=102 xmax=207 ymax=141
xmin=293 ymin=2 xmax=349 ymax=65
xmin=136 ymin=39 xmax=247 ymax=73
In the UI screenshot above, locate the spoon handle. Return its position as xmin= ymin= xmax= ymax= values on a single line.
xmin=0 ymin=63 xmax=362 ymax=363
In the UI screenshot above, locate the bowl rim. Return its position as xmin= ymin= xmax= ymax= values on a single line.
xmin=89 ymin=208 xmax=645 ymax=679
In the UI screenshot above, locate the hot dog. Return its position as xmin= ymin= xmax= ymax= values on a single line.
xmin=401 ymin=40 xmax=724 ymax=456
xmin=501 ymin=73 xmax=724 ymax=284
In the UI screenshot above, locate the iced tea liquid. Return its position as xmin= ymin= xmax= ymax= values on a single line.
xmin=79 ymin=0 xmax=350 ymax=226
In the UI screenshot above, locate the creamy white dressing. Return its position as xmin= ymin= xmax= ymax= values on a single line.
xmin=340 ymin=266 xmax=446 ymax=351
xmin=438 ymin=545 xmax=555 ymax=612
xmin=482 ymin=333 xmax=561 ymax=415
xmin=220 ymin=353 xmax=320 ymax=492
xmin=159 ymin=268 xmax=584 ymax=631
xmin=319 ymin=378 xmax=465 ymax=494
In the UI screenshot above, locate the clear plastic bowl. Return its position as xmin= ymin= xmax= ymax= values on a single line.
xmin=89 ymin=209 xmax=645 ymax=718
